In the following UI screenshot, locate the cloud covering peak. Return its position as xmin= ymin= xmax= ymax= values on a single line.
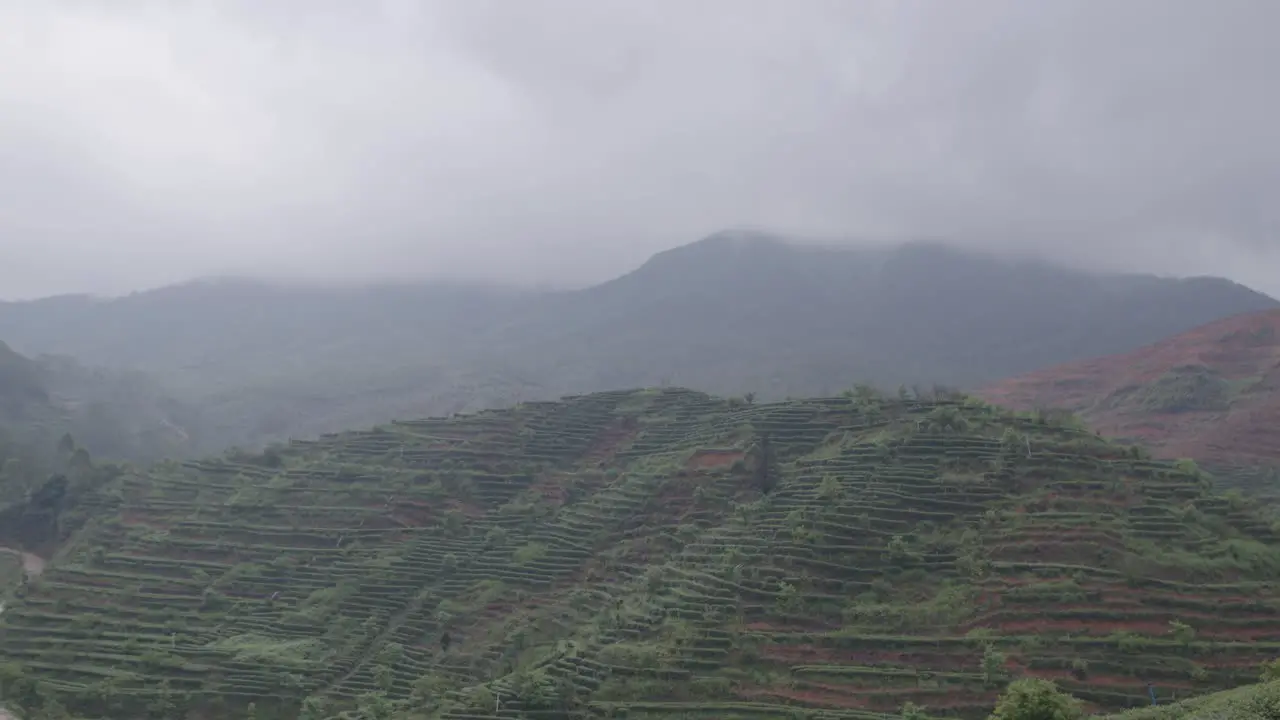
xmin=2 ymin=0 xmax=1278 ymax=298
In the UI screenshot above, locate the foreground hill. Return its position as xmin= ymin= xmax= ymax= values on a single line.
xmin=978 ymin=310 xmax=1280 ymax=497
xmin=0 ymin=233 xmax=1274 ymax=452
xmin=1 ymin=388 xmax=1278 ymax=720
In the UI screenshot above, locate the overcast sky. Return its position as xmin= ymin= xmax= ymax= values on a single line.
xmin=1 ymin=0 xmax=1278 ymax=299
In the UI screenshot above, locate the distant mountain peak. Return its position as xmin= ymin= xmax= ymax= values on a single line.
xmin=648 ymin=228 xmax=793 ymax=263
xmin=697 ymin=227 xmax=790 ymax=248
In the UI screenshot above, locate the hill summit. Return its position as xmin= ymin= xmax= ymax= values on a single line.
xmin=1 ymin=387 xmax=1277 ymax=719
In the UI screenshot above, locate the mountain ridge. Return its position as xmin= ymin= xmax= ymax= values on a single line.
xmin=0 ymin=234 xmax=1275 ymax=454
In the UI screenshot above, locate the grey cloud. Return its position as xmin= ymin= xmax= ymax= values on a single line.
xmin=1 ymin=0 xmax=1278 ymax=299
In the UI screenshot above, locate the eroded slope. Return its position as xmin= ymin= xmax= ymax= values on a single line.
xmin=979 ymin=310 xmax=1280 ymax=493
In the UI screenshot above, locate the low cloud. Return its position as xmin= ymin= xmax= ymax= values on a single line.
xmin=1 ymin=0 xmax=1277 ymax=298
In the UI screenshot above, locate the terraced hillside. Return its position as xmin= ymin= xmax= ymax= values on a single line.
xmin=1 ymin=388 xmax=1279 ymax=720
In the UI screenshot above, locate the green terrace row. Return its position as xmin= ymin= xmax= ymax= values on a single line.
xmin=4 ymin=389 xmax=1279 ymax=719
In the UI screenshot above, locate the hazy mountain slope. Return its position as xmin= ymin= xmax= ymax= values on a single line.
xmin=0 ymin=342 xmax=185 ymax=601
xmin=0 ymin=281 xmax=525 ymax=392
xmin=0 ymin=340 xmax=48 ymax=420
xmin=978 ymin=310 xmax=1280 ymax=496
xmin=1 ymin=388 xmax=1276 ymax=720
xmin=0 ymin=233 xmax=1274 ymax=451
xmin=0 ymin=341 xmax=196 ymax=477
xmin=505 ymin=234 xmax=1279 ymax=396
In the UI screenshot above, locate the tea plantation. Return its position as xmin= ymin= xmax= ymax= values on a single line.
xmin=1 ymin=387 xmax=1278 ymax=720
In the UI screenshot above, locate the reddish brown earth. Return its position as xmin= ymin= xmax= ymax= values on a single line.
xmin=739 ymin=684 xmax=1000 ymax=713
xmin=686 ymin=449 xmax=744 ymax=470
xmin=583 ymin=420 xmax=639 ymax=465
xmin=978 ymin=309 xmax=1280 ymax=467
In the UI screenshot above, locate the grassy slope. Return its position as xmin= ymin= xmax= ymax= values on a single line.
xmin=1100 ymin=679 xmax=1280 ymax=719
xmin=1 ymin=389 xmax=1279 ymax=720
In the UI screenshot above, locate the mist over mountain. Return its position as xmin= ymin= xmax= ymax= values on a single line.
xmin=0 ymin=339 xmax=195 ymax=513
xmin=8 ymin=4 xmax=1280 ymax=718
xmin=0 ymin=235 xmax=1272 ymax=453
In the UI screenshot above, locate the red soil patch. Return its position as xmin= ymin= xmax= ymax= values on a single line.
xmin=583 ymin=419 xmax=640 ymax=465
xmin=686 ymin=449 xmax=745 ymax=470
xmin=738 ymin=684 xmax=869 ymax=709
xmin=445 ymin=499 xmax=485 ymax=518
xmin=757 ymin=644 xmax=975 ymax=673
xmin=525 ymin=421 xmax=638 ymax=503
xmin=986 ymin=540 xmax=1122 ymax=564
xmin=993 ymin=528 xmax=1126 ymax=546
xmin=978 ymin=309 xmax=1280 ymax=466
xmin=120 ymin=511 xmax=168 ymax=529
xmin=1020 ymin=667 xmax=1197 ymax=695
xmin=648 ymin=480 xmax=707 ymax=522
xmin=983 ymin=617 xmax=1164 ymax=636
xmin=972 ymin=612 xmax=1277 ymax=642
xmin=738 ymin=684 xmax=998 ymax=713
xmin=745 ymin=621 xmax=821 ymax=632
xmin=742 ymin=617 xmax=839 ymax=633
xmin=387 ymin=498 xmax=437 ymax=527
xmin=523 ymin=470 xmax=571 ymax=505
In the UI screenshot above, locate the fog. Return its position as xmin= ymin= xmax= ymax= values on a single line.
xmin=2 ymin=0 xmax=1278 ymax=299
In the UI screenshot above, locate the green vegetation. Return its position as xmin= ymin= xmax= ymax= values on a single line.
xmin=0 ymin=340 xmax=197 ymax=512
xmin=0 ymin=387 xmax=1278 ymax=720
xmin=1202 ymin=464 xmax=1280 ymax=506
xmin=987 ymin=677 xmax=1280 ymax=720
xmin=991 ymin=679 xmax=1082 ymax=720
xmin=1101 ymin=679 xmax=1280 ymax=720
xmin=0 ymin=551 xmax=21 ymax=590
xmin=1128 ymin=365 xmax=1233 ymax=413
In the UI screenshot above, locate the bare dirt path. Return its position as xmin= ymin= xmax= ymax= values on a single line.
xmin=0 ymin=546 xmax=44 ymax=577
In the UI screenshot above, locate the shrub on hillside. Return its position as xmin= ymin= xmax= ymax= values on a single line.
xmin=989 ymin=679 xmax=1082 ymax=720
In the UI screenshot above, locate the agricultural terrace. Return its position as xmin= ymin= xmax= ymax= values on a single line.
xmin=0 ymin=388 xmax=1278 ymax=720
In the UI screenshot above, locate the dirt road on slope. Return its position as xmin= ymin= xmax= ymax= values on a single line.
xmin=0 ymin=546 xmax=45 ymax=577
